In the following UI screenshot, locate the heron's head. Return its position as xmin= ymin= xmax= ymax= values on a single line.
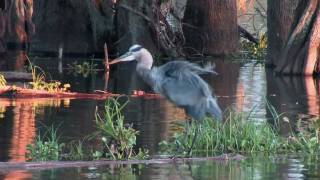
xmin=110 ymin=44 xmax=153 ymax=69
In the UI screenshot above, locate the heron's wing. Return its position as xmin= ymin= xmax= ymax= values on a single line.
xmin=161 ymin=76 xmax=206 ymax=106
xmin=158 ymin=68 xmax=212 ymax=106
xmin=157 ymin=61 xmax=213 ymax=94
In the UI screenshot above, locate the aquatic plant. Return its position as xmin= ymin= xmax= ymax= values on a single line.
xmin=67 ymin=61 xmax=99 ymax=78
xmin=0 ymin=74 xmax=6 ymax=87
xmin=160 ymin=111 xmax=279 ymax=156
xmin=239 ymin=33 xmax=267 ymax=61
xmin=285 ymin=118 xmax=320 ymax=154
xmin=27 ymin=58 xmax=71 ymax=92
xmin=98 ymin=165 xmax=140 ymax=180
xmin=159 ymin=111 xmax=320 ymax=156
xmin=30 ymin=79 xmax=70 ymax=92
xmin=67 ymin=140 xmax=85 ymax=161
xmin=93 ymin=97 xmax=149 ymax=160
xmin=26 ymin=125 xmax=65 ymax=161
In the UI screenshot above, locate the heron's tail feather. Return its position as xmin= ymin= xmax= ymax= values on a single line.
xmin=202 ymin=62 xmax=218 ymax=75
xmin=163 ymin=61 xmax=217 ymax=77
xmin=207 ymin=98 xmax=222 ymax=120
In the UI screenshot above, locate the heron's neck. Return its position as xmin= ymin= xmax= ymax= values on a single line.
xmin=135 ymin=49 xmax=155 ymax=87
xmin=137 ymin=49 xmax=153 ymax=70
xmin=136 ymin=66 xmax=155 ymax=88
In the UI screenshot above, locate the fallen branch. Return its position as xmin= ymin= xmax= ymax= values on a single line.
xmin=118 ymin=3 xmax=181 ymax=56
xmin=104 ymin=43 xmax=110 ymax=90
xmin=184 ymin=23 xmax=259 ymax=45
xmin=0 ymin=154 xmax=245 ymax=172
xmin=238 ymin=25 xmax=259 ymax=44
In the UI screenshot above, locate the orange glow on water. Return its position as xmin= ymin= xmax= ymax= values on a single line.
xmin=9 ymin=104 xmax=35 ymax=162
xmin=235 ymin=82 xmax=245 ymax=112
xmin=0 ymin=98 xmax=66 ymax=162
xmin=4 ymin=170 xmax=32 ymax=180
xmin=305 ymin=77 xmax=319 ymax=116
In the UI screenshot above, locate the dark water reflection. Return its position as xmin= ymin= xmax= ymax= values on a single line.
xmin=0 ymin=51 xmax=28 ymax=71
xmin=0 ymin=97 xmax=185 ymax=162
xmin=1 ymin=57 xmax=320 ymax=179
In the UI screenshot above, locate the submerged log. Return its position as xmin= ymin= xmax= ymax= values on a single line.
xmin=0 ymin=71 xmax=32 ymax=80
xmin=0 ymin=154 xmax=245 ymax=172
xmin=0 ymin=86 xmax=161 ymax=99
xmin=0 ymin=86 xmax=118 ymax=99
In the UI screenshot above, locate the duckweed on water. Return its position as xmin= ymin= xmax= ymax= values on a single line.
xmin=159 ymin=111 xmax=320 ymax=156
xmin=67 ymin=61 xmax=99 ymax=78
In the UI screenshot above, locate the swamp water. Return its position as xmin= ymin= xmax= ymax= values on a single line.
xmin=1 ymin=58 xmax=320 ymax=179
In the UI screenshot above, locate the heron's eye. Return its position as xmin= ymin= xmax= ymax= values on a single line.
xmin=130 ymin=46 xmax=142 ymax=53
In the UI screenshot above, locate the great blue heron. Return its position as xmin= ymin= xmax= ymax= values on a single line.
xmin=111 ymin=44 xmax=222 ymax=121
xmin=110 ymin=45 xmax=222 ymax=155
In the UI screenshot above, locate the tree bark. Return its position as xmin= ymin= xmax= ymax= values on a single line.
xmin=0 ymin=9 xmax=6 ymax=53
xmin=267 ymin=0 xmax=301 ymax=66
xmin=268 ymin=0 xmax=320 ymax=75
xmin=183 ymin=0 xmax=238 ymax=55
xmin=4 ymin=0 xmax=34 ymax=50
xmin=115 ymin=0 xmax=159 ymax=55
xmin=32 ymin=0 xmax=114 ymax=56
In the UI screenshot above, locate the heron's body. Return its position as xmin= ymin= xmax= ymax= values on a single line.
xmin=112 ymin=45 xmax=222 ymax=121
xmin=137 ymin=61 xmax=220 ymax=120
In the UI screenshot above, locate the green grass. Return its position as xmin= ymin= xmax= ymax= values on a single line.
xmin=159 ymin=111 xmax=320 ymax=156
xmin=26 ymin=125 xmax=65 ymax=161
xmin=0 ymin=74 xmax=6 ymax=87
xmin=93 ymin=97 xmax=149 ymax=160
xmin=67 ymin=140 xmax=86 ymax=161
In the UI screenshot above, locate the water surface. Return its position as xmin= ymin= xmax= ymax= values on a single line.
xmin=1 ymin=57 xmax=320 ymax=179
xmin=1 ymin=154 xmax=319 ymax=179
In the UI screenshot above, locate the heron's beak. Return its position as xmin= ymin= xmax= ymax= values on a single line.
xmin=109 ymin=52 xmax=135 ymax=65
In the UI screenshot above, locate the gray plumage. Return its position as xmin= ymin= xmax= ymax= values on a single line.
xmin=115 ymin=45 xmax=222 ymax=121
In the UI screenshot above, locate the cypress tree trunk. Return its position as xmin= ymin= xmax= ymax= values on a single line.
xmin=268 ymin=0 xmax=320 ymax=75
xmin=183 ymin=0 xmax=238 ymax=55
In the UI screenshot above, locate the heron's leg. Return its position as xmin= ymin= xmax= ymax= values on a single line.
xmin=170 ymin=117 xmax=192 ymax=158
xmin=182 ymin=117 xmax=192 ymax=145
xmin=187 ymin=121 xmax=199 ymax=156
